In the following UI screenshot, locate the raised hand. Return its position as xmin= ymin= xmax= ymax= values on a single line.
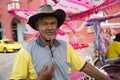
xmin=37 ymin=62 xmax=56 ymax=80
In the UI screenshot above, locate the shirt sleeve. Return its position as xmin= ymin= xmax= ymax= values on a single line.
xmin=10 ymin=48 xmax=38 ymax=79
xmin=67 ymin=43 xmax=86 ymax=71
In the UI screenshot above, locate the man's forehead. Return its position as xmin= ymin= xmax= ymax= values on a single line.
xmin=39 ymin=16 xmax=57 ymax=20
xmin=38 ymin=16 xmax=57 ymax=23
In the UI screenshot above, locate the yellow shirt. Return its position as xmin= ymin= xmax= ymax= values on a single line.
xmin=106 ymin=41 xmax=120 ymax=59
xmin=10 ymin=43 xmax=85 ymax=80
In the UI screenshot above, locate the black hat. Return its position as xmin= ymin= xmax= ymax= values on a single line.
xmin=27 ymin=4 xmax=66 ymax=30
xmin=114 ymin=33 xmax=120 ymax=42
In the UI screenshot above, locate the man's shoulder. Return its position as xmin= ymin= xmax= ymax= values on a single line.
xmin=22 ymin=40 xmax=38 ymax=53
xmin=57 ymin=39 xmax=66 ymax=43
xmin=56 ymin=39 xmax=68 ymax=45
xmin=25 ymin=40 xmax=36 ymax=47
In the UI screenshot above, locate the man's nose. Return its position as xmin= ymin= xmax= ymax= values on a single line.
xmin=47 ymin=24 xmax=53 ymax=29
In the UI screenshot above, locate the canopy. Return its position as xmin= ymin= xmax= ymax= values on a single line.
xmin=9 ymin=0 xmax=120 ymax=50
xmin=10 ymin=0 xmax=120 ymax=21
xmin=87 ymin=12 xmax=120 ymax=22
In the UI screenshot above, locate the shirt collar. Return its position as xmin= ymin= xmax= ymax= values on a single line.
xmin=36 ymin=36 xmax=60 ymax=47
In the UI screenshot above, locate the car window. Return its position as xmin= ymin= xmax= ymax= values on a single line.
xmin=3 ymin=41 xmax=14 ymax=44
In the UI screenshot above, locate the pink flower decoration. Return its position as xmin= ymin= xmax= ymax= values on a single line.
xmin=56 ymin=29 xmax=66 ymax=35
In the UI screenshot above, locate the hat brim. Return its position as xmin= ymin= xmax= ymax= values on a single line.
xmin=27 ymin=9 xmax=66 ymax=30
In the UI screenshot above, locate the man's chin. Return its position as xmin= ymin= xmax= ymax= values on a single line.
xmin=45 ymin=37 xmax=55 ymax=41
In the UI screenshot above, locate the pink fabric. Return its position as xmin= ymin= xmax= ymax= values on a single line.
xmin=10 ymin=0 xmax=120 ymax=21
xmin=10 ymin=9 xmax=36 ymax=21
xmin=70 ymin=70 xmax=85 ymax=80
xmin=69 ymin=0 xmax=120 ymax=20
xmin=87 ymin=12 xmax=120 ymax=22
xmin=69 ymin=41 xmax=89 ymax=49
xmin=66 ymin=0 xmax=97 ymax=9
xmin=53 ymin=0 xmax=58 ymax=4
xmin=53 ymin=0 xmax=88 ymax=15
xmin=52 ymin=0 xmax=105 ymax=15
xmin=10 ymin=0 xmax=120 ymax=49
xmin=56 ymin=29 xmax=66 ymax=35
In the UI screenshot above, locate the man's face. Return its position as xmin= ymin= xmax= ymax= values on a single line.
xmin=37 ymin=16 xmax=57 ymax=41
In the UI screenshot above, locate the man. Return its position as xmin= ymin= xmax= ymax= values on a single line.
xmin=10 ymin=4 xmax=111 ymax=80
xmin=106 ymin=33 xmax=120 ymax=59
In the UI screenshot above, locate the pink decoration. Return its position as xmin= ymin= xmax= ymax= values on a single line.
xmin=62 ymin=21 xmax=86 ymax=33
xmin=69 ymin=41 xmax=89 ymax=49
xmin=10 ymin=0 xmax=120 ymax=21
xmin=56 ymin=29 xmax=66 ymax=35
xmin=53 ymin=0 xmax=58 ymax=4
xmin=10 ymin=9 xmax=36 ymax=21
xmin=24 ymin=24 xmax=38 ymax=34
xmin=10 ymin=0 xmax=120 ymax=49
xmin=70 ymin=70 xmax=85 ymax=80
xmin=87 ymin=12 xmax=120 ymax=22
xmin=69 ymin=0 xmax=120 ymax=20
xmin=52 ymin=0 xmax=105 ymax=15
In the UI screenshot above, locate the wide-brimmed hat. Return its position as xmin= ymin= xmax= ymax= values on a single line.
xmin=114 ymin=33 xmax=120 ymax=42
xmin=27 ymin=4 xmax=66 ymax=30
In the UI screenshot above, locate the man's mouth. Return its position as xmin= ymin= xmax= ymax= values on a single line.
xmin=46 ymin=32 xmax=54 ymax=35
xmin=46 ymin=30 xmax=55 ymax=35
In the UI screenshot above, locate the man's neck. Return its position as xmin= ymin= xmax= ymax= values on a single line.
xmin=39 ymin=36 xmax=54 ymax=47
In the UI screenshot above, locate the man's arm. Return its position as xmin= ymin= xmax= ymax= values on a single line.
xmin=82 ymin=62 xmax=112 ymax=80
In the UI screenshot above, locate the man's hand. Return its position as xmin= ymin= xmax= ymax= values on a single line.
xmin=37 ymin=62 xmax=56 ymax=80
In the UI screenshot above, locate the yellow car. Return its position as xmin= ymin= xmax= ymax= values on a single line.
xmin=0 ymin=39 xmax=22 ymax=53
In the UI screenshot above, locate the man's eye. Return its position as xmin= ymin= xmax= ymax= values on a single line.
xmin=42 ymin=23 xmax=47 ymax=25
xmin=51 ymin=22 xmax=57 ymax=25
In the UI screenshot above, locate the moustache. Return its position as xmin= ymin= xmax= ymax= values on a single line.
xmin=45 ymin=30 xmax=55 ymax=33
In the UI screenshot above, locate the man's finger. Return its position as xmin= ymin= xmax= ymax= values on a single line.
xmin=49 ymin=62 xmax=56 ymax=73
xmin=41 ymin=64 xmax=48 ymax=72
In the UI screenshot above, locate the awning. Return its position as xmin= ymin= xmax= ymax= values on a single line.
xmin=10 ymin=9 xmax=36 ymax=21
xmin=10 ymin=0 xmax=120 ymax=21
xmin=87 ymin=12 xmax=120 ymax=22
xmin=101 ymin=23 xmax=120 ymax=28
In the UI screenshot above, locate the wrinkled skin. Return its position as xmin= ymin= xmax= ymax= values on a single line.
xmin=36 ymin=16 xmax=57 ymax=46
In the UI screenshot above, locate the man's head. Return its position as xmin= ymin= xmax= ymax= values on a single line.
xmin=27 ymin=4 xmax=66 ymax=30
xmin=36 ymin=16 xmax=57 ymax=41
xmin=27 ymin=4 xmax=66 ymax=41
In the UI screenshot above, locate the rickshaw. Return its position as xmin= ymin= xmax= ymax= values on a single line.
xmin=87 ymin=18 xmax=120 ymax=80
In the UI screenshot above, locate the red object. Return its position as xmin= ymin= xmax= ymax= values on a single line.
xmin=56 ymin=29 xmax=66 ymax=35
xmin=85 ymin=2 xmax=89 ymax=4
xmin=69 ymin=42 xmax=89 ymax=49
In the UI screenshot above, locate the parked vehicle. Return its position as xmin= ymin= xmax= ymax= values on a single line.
xmin=0 ymin=39 xmax=22 ymax=53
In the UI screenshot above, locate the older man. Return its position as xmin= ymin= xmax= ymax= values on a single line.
xmin=10 ymin=4 xmax=111 ymax=80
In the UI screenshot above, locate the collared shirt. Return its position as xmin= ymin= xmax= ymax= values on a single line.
xmin=10 ymin=37 xmax=86 ymax=80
